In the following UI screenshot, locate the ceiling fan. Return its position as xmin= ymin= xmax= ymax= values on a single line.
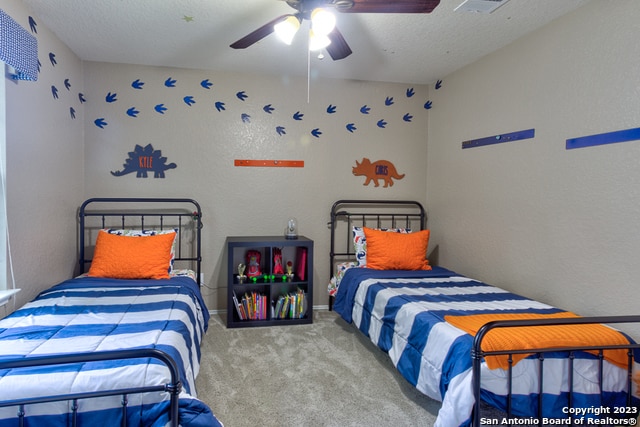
xmin=230 ymin=0 xmax=441 ymax=61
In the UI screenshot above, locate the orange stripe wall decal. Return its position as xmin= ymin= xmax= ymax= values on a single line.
xmin=234 ymin=160 xmax=304 ymax=168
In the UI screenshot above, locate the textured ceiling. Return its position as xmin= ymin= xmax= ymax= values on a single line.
xmin=21 ymin=0 xmax=592 ymax=85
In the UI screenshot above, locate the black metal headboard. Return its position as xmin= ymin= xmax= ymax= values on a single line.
xmin=329 ymin=199 xmax=426 ymax=278
xmin=78 ymin=198 xmax=203 ymax=285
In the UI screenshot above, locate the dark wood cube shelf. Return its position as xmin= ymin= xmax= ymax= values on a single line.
xmin=226 ymin=236 xmax=313 ymax=328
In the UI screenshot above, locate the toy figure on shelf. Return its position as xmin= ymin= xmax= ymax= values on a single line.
xmin=245 ymin=250 xmax=262 ymax=278
xmin=273 ymin=248 xmax=285 ymax=275
xmin=286 ymin=260 xmax=294 ymax=281
xmin=237 ymin=263 xmax=246 ymax=283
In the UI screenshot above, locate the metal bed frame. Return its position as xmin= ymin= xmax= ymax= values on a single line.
xmin=0 ymin=349 xmax=182 ymax=427
xmin=472 ymin=316 xmax=640 ymax=425
xmin=329 ymin=199 xmax=426 ymax=310
xmin=79 ymin=197 xmax=203 ymax=285
xmin=328 ymin=199 xmax=640 ymax=425
xmin=0 ymin=198 xmax=204 ymax=427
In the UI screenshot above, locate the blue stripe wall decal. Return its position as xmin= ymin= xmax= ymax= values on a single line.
xmin=461 ymin=128 xmax=535 ymax=149
xmin=566 ymin=127 xmax=640 ymax=150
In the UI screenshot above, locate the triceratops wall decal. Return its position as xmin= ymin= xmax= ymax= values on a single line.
xmin=352 ymin=158 xmax=405 ymax=188
xmin=111 ymin=144 xmax=176 ymax=178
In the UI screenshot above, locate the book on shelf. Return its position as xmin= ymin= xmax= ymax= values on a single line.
xmin=232 ymin=290 xmax=245 ymax=320
xmin=234 ymin=290 xmax=268 ymax=321
xmin=296 ymin=247 xmax=307 ymax=281
xmin=273 ymin=288 xmax=307 ymax=320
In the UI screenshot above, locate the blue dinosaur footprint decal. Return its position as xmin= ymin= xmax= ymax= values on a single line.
xmin=424 ymin=101 xmax=432 ymax=110
xmin=435 ymin=79 xmax=442 ymax=90
xmin=49 ymin=53 xmax=57 ymax=66
xmin=88 ymin=72 xmax=429 ymax=135
xmin=28 ymin=16 xmax=37 ymax=33
xmin=94 ymin=118 xmax=108 ymax=128
xmin=132 ymin=79 xmax=145 ymax=89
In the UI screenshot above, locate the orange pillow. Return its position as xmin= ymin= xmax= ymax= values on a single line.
xmin=363 ymin=227 xmax=431 ymax=271
xmin=88 ymin=230 xmax=176 ymax=279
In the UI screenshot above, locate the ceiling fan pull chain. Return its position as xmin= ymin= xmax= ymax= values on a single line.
xmin=307 ymin=35 xmax=311 ymax=104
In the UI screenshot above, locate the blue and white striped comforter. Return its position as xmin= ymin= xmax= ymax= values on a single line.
xmin=333 ymin=267 xmax=639 ymax=427
xmin=0 ymin=276 xmax=222 ymax=427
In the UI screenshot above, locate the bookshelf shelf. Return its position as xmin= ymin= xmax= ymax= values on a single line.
xmin=226 ymin=235 xmax=313 ymax=328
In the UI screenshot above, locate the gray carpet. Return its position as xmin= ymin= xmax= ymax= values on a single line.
xmin=196 ymin=310 xmax=442 ymax=426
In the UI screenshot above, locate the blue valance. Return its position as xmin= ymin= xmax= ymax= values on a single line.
xmin=0 ymin=8 xmax=38 ymax=81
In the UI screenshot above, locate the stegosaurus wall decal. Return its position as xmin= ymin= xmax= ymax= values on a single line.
xmin=111 ymin=144 xmax=176 ymax=178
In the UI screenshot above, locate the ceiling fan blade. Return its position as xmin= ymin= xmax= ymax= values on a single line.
xmin=230 ymin=14 xmax=292 ymax=49
xmin=337 ymin=0 xmax=441 ymax=14
xmin=325 ymin=26 xmax=352 ymax=60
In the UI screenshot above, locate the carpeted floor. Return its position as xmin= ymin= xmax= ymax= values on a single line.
xmin=196 ymin=310 xmax=442 ymax=426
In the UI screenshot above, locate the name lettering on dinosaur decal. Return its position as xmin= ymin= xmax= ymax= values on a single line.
xmin=139 ymin=156 xmax=152 ymax=169
xmin=375 ymin=165 xmax=388 ymax=175
xmin=352 ymin=158 xmax=405 ymax=188
xmin=111 ymin=144 xmax=176 ymax=178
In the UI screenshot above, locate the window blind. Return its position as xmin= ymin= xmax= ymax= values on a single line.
xmin=0 ymin=8 xmax=38 ymax=81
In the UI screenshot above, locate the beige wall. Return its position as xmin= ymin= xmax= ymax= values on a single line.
xmin=81 ymin=63 xmax=429 ymax=310
xmin=6 ymin=0 xmax=639 ymax=329
xmin=5 ymin=0 xmax=428 ymax=314
xmin=3 ymin=0 xmax=85 ymax=312
xmin=427 ymin=0 xmax=640 ymax=333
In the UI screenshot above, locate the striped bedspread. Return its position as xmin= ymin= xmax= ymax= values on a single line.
xmin=333 ymin=267 xmax=639 ymax=427
xmin=0 ymin=275 xmax=221 ymax=427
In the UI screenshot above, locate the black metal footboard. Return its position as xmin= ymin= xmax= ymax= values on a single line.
xmin=471 ymin=315 xmax=640 ymax=425
xmin=0 ymin=349 xmax=182 ymax=427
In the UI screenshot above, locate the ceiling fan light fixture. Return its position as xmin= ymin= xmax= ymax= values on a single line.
xmin=309 ymin=29 xmax=331 ymax=51
xmin=310 ymin=8 xmax=336 ymax=36
xmin=274 ymin=15 xmax=301 ymax=45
